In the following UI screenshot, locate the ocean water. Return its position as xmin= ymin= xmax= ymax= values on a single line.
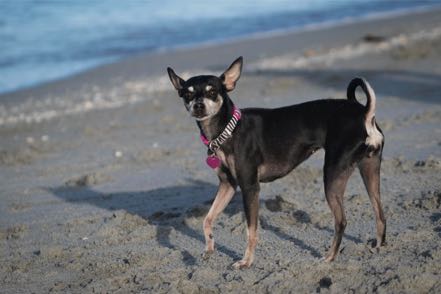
xmin=0 ymin=0 xmax=439 ymax=94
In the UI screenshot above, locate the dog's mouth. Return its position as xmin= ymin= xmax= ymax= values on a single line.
xmin=192 ymin=109 xmax=208 ymax=120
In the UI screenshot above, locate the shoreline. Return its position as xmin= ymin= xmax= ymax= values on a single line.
xmin=1 ymin=7 xmax=441 ymax=127
xmin=1 ymin=4 xmax=440 ymax=98
xmin=1 ymin=6 xmax=441 ymax=102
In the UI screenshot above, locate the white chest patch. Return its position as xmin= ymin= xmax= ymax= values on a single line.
xmin=216 ymin=150 xmax=236 ymax=179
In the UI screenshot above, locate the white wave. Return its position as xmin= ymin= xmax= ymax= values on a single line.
xmin=1 ymin=26 xmax=440 ymax=127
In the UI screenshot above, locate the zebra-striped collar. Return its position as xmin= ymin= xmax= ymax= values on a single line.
xmin=200 ymin=106 xmax=241 ymax=152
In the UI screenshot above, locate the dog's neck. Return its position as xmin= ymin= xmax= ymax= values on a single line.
xmin=197 ymin=96 xmax=234 ymax=141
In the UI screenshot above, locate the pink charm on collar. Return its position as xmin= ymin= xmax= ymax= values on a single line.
xmin=206 ymin=155 xmax=221 ymax=169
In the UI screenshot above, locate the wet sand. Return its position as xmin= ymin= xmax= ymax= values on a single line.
xmin=1 ymin=8 xmax=441 ymax=293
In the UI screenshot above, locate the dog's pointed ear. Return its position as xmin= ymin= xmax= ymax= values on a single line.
xmin=167 ymin=67 xmax=185 ymax=91
xmin=220 ymin=56 xmax=243 ymax=92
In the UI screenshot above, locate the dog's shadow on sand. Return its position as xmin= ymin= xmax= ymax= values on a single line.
xmin=49 ymin=180 xmax=231 ymax=265
xmin=48 ymin=179 xmax=360 ymax=265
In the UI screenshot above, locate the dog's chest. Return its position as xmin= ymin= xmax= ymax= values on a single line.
xmin=216 ymin=150 xmax=237 ymax=179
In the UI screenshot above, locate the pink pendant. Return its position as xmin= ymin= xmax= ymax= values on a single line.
xmin=206 ymin=155 xmax=221 ymax=169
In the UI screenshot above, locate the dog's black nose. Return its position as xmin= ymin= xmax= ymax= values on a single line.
xmin=194 ymin=102 xmax=205 ymax=110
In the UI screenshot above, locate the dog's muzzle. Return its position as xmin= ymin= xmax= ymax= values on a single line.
xmin=192 ymin=102 xmax=206 ymax=118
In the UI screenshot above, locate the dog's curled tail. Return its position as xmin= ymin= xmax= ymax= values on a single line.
xmin=347 ymin=77 xmax=376 ymax=123
xmin=347 ymin=77 xmax=383 ymax=148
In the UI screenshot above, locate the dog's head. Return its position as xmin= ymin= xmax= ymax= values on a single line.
xmin=167 ymin=57 xmax=242 ymax=121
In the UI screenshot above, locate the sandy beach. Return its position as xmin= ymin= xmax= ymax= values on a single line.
xmin=1 ymin=8 xmax=441 ymax=293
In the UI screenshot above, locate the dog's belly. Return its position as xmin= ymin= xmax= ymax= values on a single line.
xmin=258 ymin=146 xmax=320 ymax=183
xmin=216 ymin=144 xmax=320 ymax=183
xmin=258 ymin=163 xmax=294 ymax=182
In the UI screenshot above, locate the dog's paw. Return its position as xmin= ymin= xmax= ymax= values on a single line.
xmin=322 ymin=255 xmax=335 ymax=263
xmin=376 ymin=240 xmax=387 ymax=249
xmin=201 ymin=250 xmax=214 ymax=260
xmin=368 ymin=238 xmax=387 ymax=249
xmin=232 ymin=259 xmax=252 ymax=269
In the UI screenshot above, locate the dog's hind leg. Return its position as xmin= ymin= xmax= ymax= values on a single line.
xmin=323 ymin=153 xmax=355 ymax=262
xmin=358 ymin=155 xmax=386 ymax=248
xmin=202 ymin=175 xmax=236 ymax=259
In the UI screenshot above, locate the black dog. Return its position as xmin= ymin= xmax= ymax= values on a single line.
xmin=167 ymin=57 xmax=386 ymax=269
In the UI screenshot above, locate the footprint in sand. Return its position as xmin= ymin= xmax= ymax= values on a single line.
xmin=64 ymin=172 xmax=112 ymax=187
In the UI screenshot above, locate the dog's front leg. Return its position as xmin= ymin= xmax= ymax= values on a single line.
xmin=202 ymin=175 xmax=236 ymax=259
xmin=233 ymin=170 xmax=260 ymax=269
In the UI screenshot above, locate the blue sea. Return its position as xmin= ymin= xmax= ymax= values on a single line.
xmin=0 ymin=0 xmax=439 ymax=94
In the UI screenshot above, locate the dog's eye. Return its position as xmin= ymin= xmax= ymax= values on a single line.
xmin=207 ymin=89 xmax=216 ymax=97
xmin=183 ymin=92 xmax=193 ymax=99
